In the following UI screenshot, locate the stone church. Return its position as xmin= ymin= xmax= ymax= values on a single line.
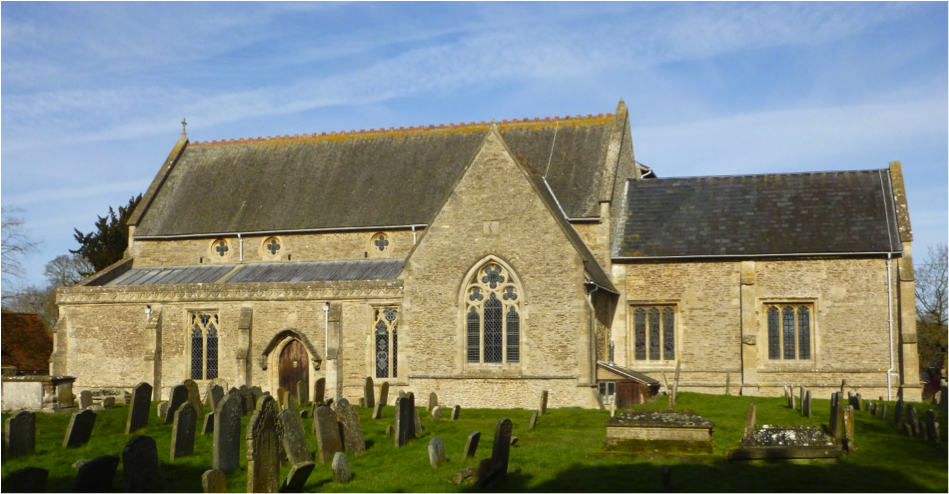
xmin=53 ymin=101 xmax=922 ymax=408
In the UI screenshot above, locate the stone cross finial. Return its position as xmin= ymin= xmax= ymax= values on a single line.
xmin=181 ymin=118 xmax=188 ymax=137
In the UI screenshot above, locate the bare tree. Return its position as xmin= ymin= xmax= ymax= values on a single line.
xmin=1 ymin=205 xmax=42 ymax=285
xmin=916 ymin=243 xmax=948 ymax=373
xmin=44 ymin=254 xmax=94 ymax=288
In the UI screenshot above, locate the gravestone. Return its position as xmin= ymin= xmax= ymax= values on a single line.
xmin=802 ymin=390 xmax=812 ymax=418
xmin=394 ymin=396 xmax=412 ymax=448
xmin=74 ymin=455 xmax=119 ymax=493
xmin=314 ymin=404 xmax=343 ymax=463
xmin=126 ymin=382 xmax=152 ymax=435
xmin=385 ymin=424 xmax=394 ymax=436
xmin=5 ymin=411 xmax=36 ymax=457
xmin=158 ymin=401 xmax=170 ymax=419
xmin=166 ymin=384 xmax=189 ymax=424
xmin=870 ymin=402 xmax=877 ymax=416
xmin=122 ymin=435 xmax=158 ymax=492
xmin=213 ymin=392 xmax=243 ymax=474
xmin=332 ymin=452 xmax=352 ymax=483
xmin=791 ymin=389 xmax=796 ymax=410
xmin=902 ymin=422 xmax=912 ymax=436
xmin=941 ymin=384 xmax=948 ymax=412
xmin=452 ymin=405 xmax=461 ymax=420
xmin=364 ymin=377 xmax=375 ymax=409
xmin=933 ymin=422 xmax=942 ymax=447
xmin=170 ymin=402 xmax=197 ymax=461
xmin=202 ymin=412 xmax=215 ymax=435
xmin=432 ymin=405 xmax=443 ymax=420
xmin=399 ymin=390 xmax=407 ymax=399
xmin=379 ymin=381 xmax=390 ymax=407
xmin=539 ymin=390 xmax=549 ymax=415
xmin=880 ymin=404 xmax=887 ymax=421
xmin=300 ymin=409 xmax=309 ymax=419
xmin=314 ymin=377 xmax=326 ymax=404
xmin=919 ymin=418 xmax=928 ymax=441
xmin=201 ymin=469 xmax=227 ymax=493
xmin=832 ymin=393 xmax=844 ymax=440
xmin=246 ymin=395 xmax=281 ymax=493
xmin=63 ymin=409 xmax=97 ymax=448
xmin=799 ymin=386 xmax=805 ymax=411
xmin=209 ymin=384 xmax=225 ymax=412
xmin=463 ymin=431 xmax=481 ymax=458
xmin=843 ymin=406 xmax=856 ymax=452
xmin=925 ymin=409 xmax=939 ymax=445
xmin=239 ymin=385 xmax=252 ymax=415
xmin=414 ymin=405 xmax=425 ymax=433
xmin=80 ymin=390 xmax=93 ymax=409
xmin=282 ymin=462 xmax=316 ymax=493
xmin=103 ymin=396 xmax=115 ymax=409
xmin=428 ymin=391 xmax=438 ymax=412
xmin=784 ymin=386 xmax=791 ymax=408
xmin=287 ymin=393 xmax=301 ymax=413
xmin=372 ymin=401 xmax=383 ymax=419
xmin=840 ymin=379 xmax=847 ymax=398
xmin=429 ymin=437 xmax=447 ymax=468
xmin=862 ymin=399 xmax=869 ymax=412
xmin=296 ymin=380 xmax=309 ymax=405
xmin=743 ymin=400 xmax=756 ymax=438
xmin=529 ymin=410 xmax=539 ymax=430
xmin=182 ymin=379 xmax=204 ymax=418
xmin=4 ymin=467 xmax=48 ymax=493
xmin=485 ymin=418 xmax=513 ymax=485
xmin=336 ymin=399 xmax=367 ymax=455
xmin=907 ymin=405 xmax=920 ymax=436
xmin=278 ymin=408 xmax=311 ymax=465
xmin=893 ymin=398 xmax=904 ymax=425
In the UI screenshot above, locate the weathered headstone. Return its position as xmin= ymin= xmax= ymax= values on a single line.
xmin=832 ymin=393 xmax=844 ymax=440
xmin=791 ymin=388 xmax=796 ymax=410
xmin=202 ymin=412 xmax=215 ymax=435
xmin=880 ymin=404 xmax=887 ymax=421
xmin=484 ymin=418 xmax=513 ymax=485
xmin=463 ymin=431 xmax=481 ymax=458
xmin=282 ymin=462 xmax=316 ymax=493
xmin=902 ymin=422 xmax=912 ymax=436
xmin=925 ymin=409 xmax=939 ymax=445
xmin=452 ymin=405 xmax=461 ymax=421
xmin=379 ymin=381 xmax=390 ymax=407
xmin=919 ymin=418 xmax=929 ymax=441
xmin=784 ymin=386 xmax=791 ymax=408
xmin=843 ymin=405 xmax=856 ymax=452
xmin=870 ymin=402 xmax=877 ymax=417
xmin=300 ymin=409 xmax=309 ymax=419
xmin=332 ymin=451 xmax=352 ymax=483
xmin=336 ymin=399 xmax=367 ymax=455
xmin=529 ymin=410 xmax=539 ymax=431
xmin=296 ymin=380 xmax=309 ymax=405
xmin=743 ymin=399 xmax=756 ymax=438
xmin=432 ymin=405 xmax=444 ymax=420
xmin=314 ymin=378 xmax=326 ymax=404
xmin=63 ymin=409 xmax=97 ymax=448
xmin=5 ymin=411 xmax=36 ymax=457
xmin=428 ymin=391 xmax=438 ymax=412
xmin=208 ymin=384 xmax=225 ymax=412
xmin=372 ymin=401 xmax=383 ymax=419
xmin=182 ymin=379 xmax=204 ymax=418
xmin=103 ymin=396 xmax=115 ymax=409
xmin=385 ymin=424 xmax=394 ymax=436
xmin=799 ymin=386 xmax=805 ymax=411
xmin=893 ymin=397 xmax=904 ymax=426
xmin=802 ymin=390 xmax=812 ymax=418
xmin=170 ymin=402 xmax=197 ymax=461
xmin=399 ymin=390 xmax=407 ymax=399
xmin=4 ymin=467 xmax=48 ymax=493
xmin=238 ymin=385 xmax=252 ymax=415
xmin=287 ymin=393 xmax=301 ymax=413
xmin=158 ymin=401 xmax=170 ymax=419
xmin=429 ymin=437 xmax=447 ymax=468
xmin=166 ymin=384 xmax=189 ymax=424
xmin=907 ymin=405 xmax=920 ymax=436
xmin=394 ymin=396 xmax=412 ymax=448
xmin=246 ymin=395 xmax=281 ymax=493
xmin=74 ymin=455 xmax=119 ymax=493
xmin=364 ymin=377 xmax=375 ymax=409
xmin=213 ymin=392 xmax=243 ymax=474
xmin=278 ymin=408 xmax=312 ymax=465
xmin=539 ymin=390 xmax=549 ymax=415
xmin=201 ymin=469 xmax=227 ymax=493
xmin=314 ymin=404 xmax=343 ymax=463
xmin=80 ymin=390 xmax=93 ymax=409
xmin=122 ymin=435 xmax=158 ymax=492
xmin=933 ymin=422 xmax=942 ymax=447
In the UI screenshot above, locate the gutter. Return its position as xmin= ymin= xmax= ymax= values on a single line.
xmin=613 ymin=251 xmax=902 ymax=261
xmin=135 ymin=224 xmax=429 ymax=241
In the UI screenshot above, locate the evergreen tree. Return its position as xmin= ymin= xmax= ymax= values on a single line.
xmin=71 ymin=194 xmax=142 ymax=275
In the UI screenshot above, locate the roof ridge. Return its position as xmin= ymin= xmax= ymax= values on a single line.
xmin=190 ymin=112 xmax=615 ymax=147
xmin=631 ymin=168 xmax=887 ymax=181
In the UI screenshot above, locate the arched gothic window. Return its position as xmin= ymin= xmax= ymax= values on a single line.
xmin=465 ymin=262 xmax=521 ymax=364
xmin=190 ymin=312 xmax=219 ymax=380
xmin=373 ymin=307 xmax=399 ymax=378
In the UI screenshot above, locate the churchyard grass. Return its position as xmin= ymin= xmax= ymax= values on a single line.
xmin=2 ymin=393 xmax=945 ymax=492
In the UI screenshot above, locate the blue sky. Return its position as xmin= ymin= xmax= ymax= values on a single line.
xmin=2 ymin=2 xmax=947 ymax=290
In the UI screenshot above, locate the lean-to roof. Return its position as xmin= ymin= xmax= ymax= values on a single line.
xmin=614 ymin=169 xmax=903 ymax=258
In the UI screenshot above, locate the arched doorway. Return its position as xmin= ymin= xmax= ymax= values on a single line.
xmin=279 ymin=340 xmax=309 ymax=400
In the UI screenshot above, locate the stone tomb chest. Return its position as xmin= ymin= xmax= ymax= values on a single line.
xmin=605 ymin=409 xmax=714 ymax=444
xmin=727 ymin=425 xmax=842 ymax=462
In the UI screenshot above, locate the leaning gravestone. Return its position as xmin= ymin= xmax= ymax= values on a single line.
xmin=539 ymin=390 xmax=549 ymax=415
xmin=246 ymin=395 xmax=281 ymax=493
xmin=843 ymin=406 xmax=856 ymax=452
xmin=170 ymin=402 xmax=197 ymax=461
xmin=158 ymin=401 xmax=170 ymax=419
xmin=314 ymin=377 xmax=326 ymax=404
xmin=743 ymin=400 xmax=756 ymax=438
xmin=80 ymin=390 xmax=93 ymax=409
xmin=428 ymin=392 xmax=438 ymax=412
xmin=332 ymin=451 xmax=352 ymax=483
xmin=394 ymin=396 xmax=412 ymax=448
xmin=414 ymin=405 xmax=425 ymax=433
xmin=314 ymin=404 xmax=343 ymax=463
xmin=372 ymin=401 xmax=383 ymax=420
xmin=122 ymin=435 xmax=158 ymax=493
xmin=364 ymin=377 xmax=375 ymax=409
xmin=202 ymin=412 xmax=215 ymax=435
xmin=336 ymin=399 xmax=367 ymax=455
xmin=452 ymin=405 xmax=461 ymax=421
xmin=282 ymin=462 xmax=317 ymax=493
xmin=201 ymin=469 xmax=227 ymax=493
xmin=213 ymin=392 xmax=243 ymax=474
xmin=75 ymin=455 xmax=119 ymax=493
xmin=5 ymin=411 xmax=36 ymax=457
xmin=63 ymin=409 xmax=97 ymax=448
xmin=278 ymin=408 xmax=312 ymax=465
xmin=379 ymin=381 xmax=390 ymax=407
xmin=297 ymin=380 xmax=309 ymax=405
xmin=3 ymin=467 xmax=48 ymax=493
xmin=893 ymin=398 xmax=904 ymax=426
xmin=463 ymin=431 xmax=481 ymax=458
xmin=429 ymin=437 xmax=447 ymax=468
xmin=166 ymin=384 xmax=189 ymax=424
xmin=182 ymin=379 xmax=204 ymax=419
xmin=529 ymin=410 xmax=539 ymax=430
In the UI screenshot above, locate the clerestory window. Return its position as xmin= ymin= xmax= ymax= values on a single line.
xmin=767 ymin=304 xmax=812 ymax=360
xmin=373 ymin=307 xmax=399 ymax=378
xmin=190 ymin=311 xmax=219 ymax=380
xmin=465 ymin=262 xmax=521 ymax=364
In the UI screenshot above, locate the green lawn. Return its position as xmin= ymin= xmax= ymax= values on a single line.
xmin=2 ymin=392 xmax=946 ymax=492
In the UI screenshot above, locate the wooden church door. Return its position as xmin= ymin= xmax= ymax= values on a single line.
xmin=616 ymin=382 xmax=642 ymax=409
xmin=279 ymin=340 xmax=309 ymax=399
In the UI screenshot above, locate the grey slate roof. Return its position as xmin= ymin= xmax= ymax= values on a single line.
xmin=132 ymin=116 xmax=619 ymax=237
xmin=100 ymin=265 xmax=235 ymax=286
xmin=615 ymin=170 xmax=903 ymax=258
xmin=596 ymin=361 xmax=661 ymax=385
xmin=96 ymin=260 xmax=402 ymax=286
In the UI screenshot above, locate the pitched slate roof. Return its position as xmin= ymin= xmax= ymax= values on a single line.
xmin=132 ymin=114 xmax=621 ymax=237
xmin=615 ymin=169 xmax=903 ymax=258
xmin=93 ymin=260 xmax=403 ymax=286
xmin=1 ymin=311 xmax=52 ymax=374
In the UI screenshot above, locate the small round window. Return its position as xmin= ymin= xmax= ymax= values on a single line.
xmin=371 ymin=232 xmax=389 ymax=253
xmin=263 ymin=237 xmax=281 ymax=256
xmin=211 ymin=239 xmax=230 ymax=257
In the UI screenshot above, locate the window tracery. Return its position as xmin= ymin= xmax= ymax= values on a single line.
xmin=373 ymin=307 xmax=399 ymax=378
xmin=465 ymin=261 xmax=521 ymax=364
xmin=190 ymin=311 xmax=219 ymax=380
xmin=631 ymin=305 xmax=676 ymax=362
xmin=766 ymin=304 xmax=813 ymax=360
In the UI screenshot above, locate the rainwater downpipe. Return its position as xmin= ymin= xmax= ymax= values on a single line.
xmin=886 ymin=253 xmax=896 ymax=400
xmin=412 ymin=225 xmax=417 ymax=245
xmin=585 ymin=282 xmax=600 ymax=385
xmin=237 ymin=233 xmax=244 ymax=263
xmin=323 ymin=302 xmax=330 ymax=360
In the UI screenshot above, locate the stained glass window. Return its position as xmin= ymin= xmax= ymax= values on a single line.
xmin=464 ymin=261 xmax=521 ymax=364
xmin=190 ymin=311 xmax=220 ymax=380
xmin=373 ymin=307 xmax=399 ymax=378
xmin=375 ymin=321 xmax=389 ymax=378
xmin=768 ymin=306 xmax=781 ymax=359
xmin=767 ymin=304 xmax=814 ymax=361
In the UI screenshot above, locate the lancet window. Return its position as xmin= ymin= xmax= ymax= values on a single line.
xmin=190 ymin=311 xmax=219 ymax=380
xmin=373 ymin=307 xmax=399 ymax=378
xmin=465 ymin=262 xmax=521 ymax=364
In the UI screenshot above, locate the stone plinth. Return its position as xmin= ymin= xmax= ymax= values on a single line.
xmin=605 ymin=409 xmax=714 ymax=444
